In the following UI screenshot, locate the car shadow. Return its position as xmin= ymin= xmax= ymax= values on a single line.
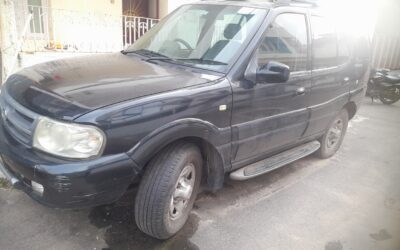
xmin=88 ymin=190 xmax=200 ymax=250
xmin=88 ymin=154 xmax=324 ymax=249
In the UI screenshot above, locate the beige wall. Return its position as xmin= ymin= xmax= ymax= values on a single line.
xmin=148 ymin=0 xmax=157 ymax=19
xmin=159 ymin=0 xmax=169 ymax=19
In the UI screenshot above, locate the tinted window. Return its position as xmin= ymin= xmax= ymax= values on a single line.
xmin=257 ymin=13 xmax=308 ymax=72
xmin=311 ymin=16 xmax=337 ymax=69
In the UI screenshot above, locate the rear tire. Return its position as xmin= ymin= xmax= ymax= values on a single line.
xmin=134 ymin=142 xmax=202 ymax=239
xmin=315 ymin=109 xmax=348 ymax=159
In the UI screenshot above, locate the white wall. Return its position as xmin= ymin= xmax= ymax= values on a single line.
xmin=1 ymin=0 xmax=18 ymax=81
xmin=14 ymin=0 xmax=123 ymax=53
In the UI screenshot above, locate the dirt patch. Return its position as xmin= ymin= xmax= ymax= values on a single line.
xmin=370 ymin=229 xmax=392 ymax=241
xmin=325 ymin=241 xmax=343 ymax=250
xmin=0 ymin=178 xmax=11 ymax=189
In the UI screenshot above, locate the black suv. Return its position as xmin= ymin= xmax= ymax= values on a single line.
xmin=0 ymin=0 xmax=369 ymax=239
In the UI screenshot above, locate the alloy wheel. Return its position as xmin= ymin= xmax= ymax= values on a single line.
xmin=169 ymin=163 xmax=196 ymax=220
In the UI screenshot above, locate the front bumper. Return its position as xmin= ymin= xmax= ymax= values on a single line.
xmin=0 ymin=120 xmax=139 ymax=209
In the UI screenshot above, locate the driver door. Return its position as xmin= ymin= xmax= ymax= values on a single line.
xmin=230 ymin=12 xmax=312 ymax=168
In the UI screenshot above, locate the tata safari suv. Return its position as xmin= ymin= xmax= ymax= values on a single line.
xmin=0 ymin=0 xmax=369 ymax=239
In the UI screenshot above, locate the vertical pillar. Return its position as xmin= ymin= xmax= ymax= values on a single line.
xmin=0 ymin=0 xmax=18 ymax=83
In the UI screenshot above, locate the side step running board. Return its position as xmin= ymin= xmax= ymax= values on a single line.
xmin=230 ymin=141 xmax=321 ymax=181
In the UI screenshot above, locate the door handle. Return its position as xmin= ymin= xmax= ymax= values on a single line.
xmin=343 ymin=77 xmax=350 ymax=83
xmin=295 ymin=87 xmax=306 ymax=96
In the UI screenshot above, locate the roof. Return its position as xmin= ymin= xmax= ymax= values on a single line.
xmin=193 ymin=0 xmax=318 ymax=9
xmin=194 ymin=0 xmax=274 ymax=9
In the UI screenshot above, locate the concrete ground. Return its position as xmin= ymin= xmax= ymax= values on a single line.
xmin=1 ymin=98 xmax=399 ymax=250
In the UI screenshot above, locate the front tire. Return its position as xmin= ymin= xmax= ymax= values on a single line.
xmin=134 ymin=142 xmax=202 ymax=239
xmin=316 ymin=109 xmax=349 ymax=159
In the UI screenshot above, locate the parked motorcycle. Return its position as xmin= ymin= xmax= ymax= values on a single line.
xmin=367 ymin=69 xmax=400 ymax=105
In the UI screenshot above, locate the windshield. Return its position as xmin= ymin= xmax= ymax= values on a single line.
xmin=125 ymin=4 xmax=267 ymax=72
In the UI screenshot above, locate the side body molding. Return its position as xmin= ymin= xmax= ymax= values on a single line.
xmin=127 ymin=118 xmax=231 ymax=191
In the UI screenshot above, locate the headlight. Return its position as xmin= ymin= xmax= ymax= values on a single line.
xmin=33 ymin=117 xmax=105 ymax=159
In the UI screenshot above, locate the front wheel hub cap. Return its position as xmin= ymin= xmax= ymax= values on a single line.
xmin=169 ymin=163 xmax=196 ymax=220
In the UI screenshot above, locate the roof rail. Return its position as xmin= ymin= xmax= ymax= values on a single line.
xmin=274 ymin=0 xmax=319 ymax=7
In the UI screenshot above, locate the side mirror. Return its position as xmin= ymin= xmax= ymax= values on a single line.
xmin=257 ymin=61 xmax=290 ymax=83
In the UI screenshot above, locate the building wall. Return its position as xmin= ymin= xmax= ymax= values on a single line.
xmin=159 ymin=0 xmax=169 ymax=19
xmin=371 ymin=0 xmax=400 ymax=69
xmin=1 ymin=0 xmax=18 ymax=81
xmin=148 ymin=0 xmax=157 ymax=18
xmin=50 ymin=0 xmax=123 ymax=51
xmin=50 ymin=0 xmax=122 ymax=16
xmin=123 ymin=0 xmax=148 ymax=16
xmin=15 ymin=0 xmax=123 ymax=53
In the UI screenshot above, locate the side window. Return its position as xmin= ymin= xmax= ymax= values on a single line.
xmin=257 ymin=13 xmax=308 ymax=72
xmin=311 ymin=16 xmax=337 ymax=69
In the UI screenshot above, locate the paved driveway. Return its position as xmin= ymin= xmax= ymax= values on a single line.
xmin=1 ymin=98 xmax=400 ymax=250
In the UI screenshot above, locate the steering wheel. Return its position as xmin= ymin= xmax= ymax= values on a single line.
xmin=173 ymin=38 xmax=193 ymax=50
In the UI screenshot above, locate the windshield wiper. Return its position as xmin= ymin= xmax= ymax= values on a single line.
xmin=121 ymin=49 xmax=178 ymax=63
xmin=175 ymin=58 xmax=228 ymax=65
xmin=121 ymin=50 xmax=227 ymax=66
xmin=121 ymin=49 xmax=166 ymax=58
xmin=121 ymin=49 xmax=157 ymax=55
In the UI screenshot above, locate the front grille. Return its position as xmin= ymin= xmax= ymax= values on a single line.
xmin=0 ymin=89 xmax=39 ymax=146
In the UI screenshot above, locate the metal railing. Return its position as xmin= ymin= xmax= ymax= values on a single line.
xmin=17 ymin=5 xmax=159 ymax=53
xmin=123 ymin=16 xmax=159 ymax=47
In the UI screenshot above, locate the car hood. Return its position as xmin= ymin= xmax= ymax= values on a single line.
xmin=4 ymin=53 xmax=220 ymax=120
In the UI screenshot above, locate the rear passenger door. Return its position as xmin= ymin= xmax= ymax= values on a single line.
xmin=305 ymin=15 xmax=351 ymax=137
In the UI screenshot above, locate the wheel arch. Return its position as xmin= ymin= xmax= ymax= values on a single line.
xmin=343 ymin=101 xmax=357 ymax=120
xmin=127 ymin=118 xmax=229 ymax=191
xmin=178 ymin=136 xmax=226 ymax=191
